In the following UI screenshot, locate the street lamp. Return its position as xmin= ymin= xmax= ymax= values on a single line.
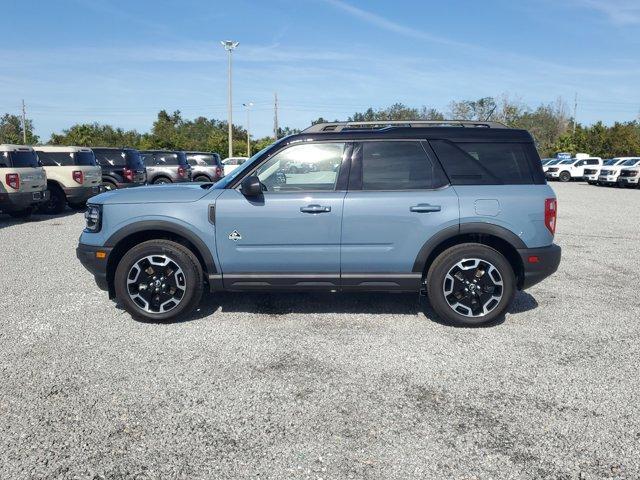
xmin=243 ymin=102 xmax=254 ymax=157
xmin=220 ymin=40 xmax=239 ymax=158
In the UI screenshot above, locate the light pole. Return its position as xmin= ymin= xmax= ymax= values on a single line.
xmin=243 ymin=102 xmax=253 ymax=157
xmin=220 ymin=40 xmax=239 ymax=158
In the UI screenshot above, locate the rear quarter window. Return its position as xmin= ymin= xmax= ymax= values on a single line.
xmin=7 ymin=150 xmax=40 ymax=168
xmin=94 ymin=150 xmax=126 ymax=167
xmin=429 ymin=140 xmax=537 ymax=185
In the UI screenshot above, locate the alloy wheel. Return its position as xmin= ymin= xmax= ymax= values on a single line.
xmin=126 ymin=255 xmax=186 ymax=313
xmin=443 ymin=258 xmax=504 ymax=317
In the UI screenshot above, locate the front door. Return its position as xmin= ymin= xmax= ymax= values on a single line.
xmin=340 ymin=140 xmax=459 ymax=290
xmin=215 ymin=142 xmax=348 ymax=289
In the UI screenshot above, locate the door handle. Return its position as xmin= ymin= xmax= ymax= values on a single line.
xmin=410 ymin=204 xmax=441 ymax=213
xmin=300 ymin=204 xmax=331 ymax=214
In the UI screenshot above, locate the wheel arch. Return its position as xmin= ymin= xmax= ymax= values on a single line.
xmin=413 ymin=223 xmax=526 ymax=289
xmin=104 ymin=221 xmax=216 ymax=298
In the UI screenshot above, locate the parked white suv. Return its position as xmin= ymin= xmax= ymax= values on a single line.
xmin=546 ymin=157 xmax=602 ymax=182
xmin=222 ymin=156 xmax=248 ymax=176
xmin=584 ymin=158 xmax=621 ymax=185
xmin=618 ymin=167 xmax=640 ymax=188
xmin=598 ymin=157 xmax=640 ymax=186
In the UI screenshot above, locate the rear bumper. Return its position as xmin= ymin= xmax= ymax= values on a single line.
xmin=518 ymin=244 xmax=561 ymax=290
xmin=64 ymin=185 xmax=104 ymax=202
xmin=0 ymin=190 xmax=50 ymax=212
xmin=76 ymin=243 xmax=112 ymax=292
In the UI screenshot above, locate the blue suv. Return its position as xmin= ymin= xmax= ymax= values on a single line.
xmin=76 ymin=120 xmax=561 ymax=326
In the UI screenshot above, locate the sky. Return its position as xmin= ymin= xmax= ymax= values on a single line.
xmin=1 ymin=0 xmax=639 ymax=141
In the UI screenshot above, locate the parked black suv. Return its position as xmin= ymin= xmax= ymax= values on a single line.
xmin=140 ymin=150 xmax=192 ymax=184
xmin=93 ymin=148 xmax=146 ymax=191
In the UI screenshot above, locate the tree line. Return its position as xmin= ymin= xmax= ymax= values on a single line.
xmin=1 ymin=95 xmax=639 ymax=158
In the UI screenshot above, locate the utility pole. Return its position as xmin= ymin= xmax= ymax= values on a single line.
xmin=243 ymin=102 xmax=253 ymax=157
xmin=21 ymin=99 xmax=27 ymax=144
xmin=220 ymin=40 xmax=239 ymax=158
xmin=572 ymin=92 xmax=578 ymax=136
xmin=273 ymin=92 xmax=279 ymax=140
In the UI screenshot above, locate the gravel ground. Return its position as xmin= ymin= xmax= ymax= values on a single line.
xmin=0 ymin=182 xmax=639 ymax=479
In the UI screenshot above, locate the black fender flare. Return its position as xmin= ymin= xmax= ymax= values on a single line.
xmin=412 ymin=222 xmax=526 ymax=273
xmin=104 ymin=220 xmax=217 ymax=274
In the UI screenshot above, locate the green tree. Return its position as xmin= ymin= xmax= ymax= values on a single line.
xmin=0 ymin=113 xmax=39 ymax=144
xmin=49 ymin=123 xmax=142 ymax=147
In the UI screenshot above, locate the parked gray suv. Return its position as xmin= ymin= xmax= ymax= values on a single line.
xmin=140 ymin=150 xmax=192 ymax=184
xmin=185 ymin=151 xmax=224 ymax=183
xmin=77 ymin=120 xmax=561 ymax=326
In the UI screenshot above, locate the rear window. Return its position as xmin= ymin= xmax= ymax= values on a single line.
xmin=3 ymin=150 xmax=40 ymax=168
xmin=361 ymin=141 xmax=448 ymax=190
xmin=429 ymin=140 xmax=535 ymax=185
xmin=125 ymin=150 xmax=144 ymax=169
xmin=94 ymin=149 xmax=126 ymax=167
xmin=75 ymin=151 xmax=97 ymax=166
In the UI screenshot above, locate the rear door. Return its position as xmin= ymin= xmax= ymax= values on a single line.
xmin=214 ymin=142 xmax=348 ymax=289
xmin=340 ymin=140 xmax=459 ymax=290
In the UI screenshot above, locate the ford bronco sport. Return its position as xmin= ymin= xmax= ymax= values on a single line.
xmin=140 ymin=150 xmax=192 ymax=184
xmin=93 ymin=147 xmax=147 ymax=191
xmin=0 ymin=144 xmax=49 ymax=218
xmin=77 ymin=120 xmax=561 ymax=326
xmin=186 ymin=152 xmax=224 ymax=183
xmin=35 ymin=146 xmax=103 ymax=213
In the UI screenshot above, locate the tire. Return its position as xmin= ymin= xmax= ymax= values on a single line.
xmin=152 ymin=177 xmax=171 ymax=185
xmin=114 ymin=240 xmax=203 ymax=322
xmin=193 ymin=175 xmax=210 ymax=183
xmin=8 ymin=207 xmax=33 ymax=219
xmin=426 ymin=243 xmax=516 ymax=326
xmin=103 ymin=181 xmax=117 ymax=191
xmin=559 ymin=171 xmax=571 ymax=182
xmin=39 ymin=184 xmax=66 ymax=214
xmin=68 ymin=201 xmax=87 ymax=210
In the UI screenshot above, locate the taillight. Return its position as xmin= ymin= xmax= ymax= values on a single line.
xmin=6 ymin=173 xmax=20 ymax=190
xmin=72 ymin=170 xmax=84 ymax=184
xmin=545 ymin=198 xmax=557 ymax=235
xmin=178 ymin=166 xmax=186 ymax=177
xmin=123 ymin=167 xmax=134 ymax=182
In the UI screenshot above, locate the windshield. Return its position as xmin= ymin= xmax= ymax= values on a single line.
xmin=214 ymin=144 xmax=276 ymax=189
xmin=620 ymin=158 xmax=640 ymax=166
xmin=603 ymin=159 xmax=616 ymax=166
xmin=547 ymin=159 xmax=561 ymax=165
xmin=7 ymin=150 xmax=39 ymax=168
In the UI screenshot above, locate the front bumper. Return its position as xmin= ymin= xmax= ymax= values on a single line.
xmin=545 ymin=172 xmax=560 ymax=179
xmin=76 ymin=243 xmax=112 ymax=292
xmin=0 ymin=189 xmax=50 ymax=212
xmin=518 ymin=244 xmax=562 ymax=290
xmin=618 ymin=177 xmax=639 ymax=186
xmin=598 ymin=175 xmax=618 ymax=184
xmin=64 ymin=185 xmax=104 ymax=202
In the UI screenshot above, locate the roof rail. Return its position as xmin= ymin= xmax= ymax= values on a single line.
xmin=301 ymin=120 xmax=507 ymax=133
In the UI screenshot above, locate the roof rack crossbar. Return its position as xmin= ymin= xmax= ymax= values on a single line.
xmin=302 ymin=120 xmax=506 ymax=133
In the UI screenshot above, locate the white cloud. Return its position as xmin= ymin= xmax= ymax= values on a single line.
xmin=574 ymin=0 xmax=640 ymax=25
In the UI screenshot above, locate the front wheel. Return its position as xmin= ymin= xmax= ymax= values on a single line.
xmin=559 ymin=171 xmax=571 ymax=182
xmin=114 ymin=240 xmax=203 ymax=322
xmin=426 ymin=243 xmax=516 ymax=326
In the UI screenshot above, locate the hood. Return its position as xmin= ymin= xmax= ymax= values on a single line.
xmin=90 ymin=183 xmax=218 ymax=205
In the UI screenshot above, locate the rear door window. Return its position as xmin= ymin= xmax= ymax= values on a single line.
xmin=429 ymin=140 xmax=534 ymax=185
xmin=155 ymin=153 xmax=179 ymax=166
xmin=94 ymin=150 xmax=126 ymax=167
xmin=361 ymin=141 xmax=447 ymax=190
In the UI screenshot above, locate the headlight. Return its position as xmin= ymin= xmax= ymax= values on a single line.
xmin=84 ymin=204 xmax=102 ymax=232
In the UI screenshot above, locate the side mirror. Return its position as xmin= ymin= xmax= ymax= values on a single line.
xmin=240 ymin=175 xmax=262 ymax=197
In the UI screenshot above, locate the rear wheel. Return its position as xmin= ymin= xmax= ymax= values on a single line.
xmin=426 ymin=243 xmax=516 ymax=326
xmin=114 ymin=240 xmax=203 ymax=322
xmin=68 ymin=201 xmax=87 ymax=210
xmin=193 ymin=175 xmax=210 ymax=183
xmin=39 ymin=184 xmax=66 ymax=214
xmin=559 ymin=171 xmax=571 ymax=182
xmin=103 ymin=181 xmax=117 ymax=191
xmin=152 ymin=177 xmax=171 ymax=185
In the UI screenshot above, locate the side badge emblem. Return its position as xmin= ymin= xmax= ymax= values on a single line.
xmin=229 ymin=230 xmax=242 ymax=241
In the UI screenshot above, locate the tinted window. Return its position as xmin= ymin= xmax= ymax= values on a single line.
xmin=187 ymin=154 xmax=215 ymax=166
xmin=586 ymin=159 xmax=599 ymax=165
xmin=255 ymin=143 xmax=343 ymax=192
xmin=140 ymin=153 xmax=155 ymax=166
xmin=430 ymin=141 xmax=534 ymax=185
xmin=362 ymin=141 xmax=446 ymax=190
xmin=37 ymin=151 xmax=71 ymax=166
xmin=154 ymin=153 xmax=179 ymax=166
xmin=125 ymin=150 xmax=144 ymax=169
xmin=7 ymin=150 xmax=39 ymax=168
xmin=94 ymin=149 xmax=126 ymax=167
xmin=75 ymin=151 xmax=97 ymax=166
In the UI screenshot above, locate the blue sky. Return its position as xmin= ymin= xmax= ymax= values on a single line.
xmin=1 ymin=0 xmax=639 ymax=140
